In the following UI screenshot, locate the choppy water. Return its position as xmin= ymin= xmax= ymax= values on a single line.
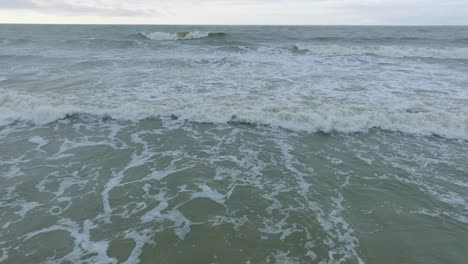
xmin=0 ymin=25 xmax=467 ymax=264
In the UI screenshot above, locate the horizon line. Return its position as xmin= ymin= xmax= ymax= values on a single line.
xmin=1 ymin=23 xmax=468 ymax=27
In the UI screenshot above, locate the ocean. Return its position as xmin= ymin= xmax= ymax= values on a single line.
xmin=0 ymin=25 xmax=467 ymax=263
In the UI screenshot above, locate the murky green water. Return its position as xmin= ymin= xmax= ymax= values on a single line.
xmin=1 ymin=117 xmax=467 ymax=263
xmin=1 ymin=25 xmax=468 ymax=263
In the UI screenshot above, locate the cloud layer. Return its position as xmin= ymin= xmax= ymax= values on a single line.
xmin=0 ymin=0 xmax=156 ymax=17
xmin=0 ymin=0 xmax=467 ymax=24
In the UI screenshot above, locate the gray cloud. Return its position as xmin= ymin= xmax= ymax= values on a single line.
xmin=0 ymin=0 xmax=35 ymax=9
xmin=0 ymin=0 xmax=157 ymax=17
xmin=0 ymin=0 xmax=467 ymax=24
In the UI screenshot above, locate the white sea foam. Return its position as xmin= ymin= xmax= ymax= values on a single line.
xmin=2 ymin=26 xmax=468 ymax=264
xmin=1 ymin=33 xmax=467 ymax=140
xmin=140 ymin=31 xmax=224 ymax=41
xmin=21 ymin=219 xmax=117 ymax=264
xmin=0 ymin=89 xmax=466 ymax=140
xmin=28 ymin=136 xmax=48 ymax=151
xmin=271 ymin=251 xmax=301 ymax=264
xmin=294 ymin=44 xmax=468 ymax=59
xmin=191 ymin=184 xmax=226 ymax=204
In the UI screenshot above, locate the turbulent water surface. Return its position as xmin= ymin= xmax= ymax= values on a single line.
xmin=0 ymin=25 xmax=467 ymax=264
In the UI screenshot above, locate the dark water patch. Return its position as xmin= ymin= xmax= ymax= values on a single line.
xmin=290 ymin=44 xmax=309 ymax=54
xmin=59 ymin=38 xmax=140 ymax=49
xmin=1 ymin=38 xmax=31 ymax=46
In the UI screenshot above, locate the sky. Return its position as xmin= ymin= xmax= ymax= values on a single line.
xmin=0 ymin=0 xmax=467 ymax=25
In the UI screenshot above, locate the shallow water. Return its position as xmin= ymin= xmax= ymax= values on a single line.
xmin=1 ymin=25 xmax=468 ymax=263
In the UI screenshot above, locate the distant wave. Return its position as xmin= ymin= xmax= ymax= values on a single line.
xmin=59 ymin=38 xmax=141 ymax=49
xmin=291 ymin=44 xmax=468 ymax=59
xmin=307 ymin=36 xmax=468 ymax=43
xmin=139 ymin=31 xmax=227 ymax=41
xmin=1 ymin=90 xmax=466 ymax=140
xmin=1 ymin=38 xmax=31 ymax=46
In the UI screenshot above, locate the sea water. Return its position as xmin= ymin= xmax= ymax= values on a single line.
xmin=0 ymin=25 xmax=467 ymax=263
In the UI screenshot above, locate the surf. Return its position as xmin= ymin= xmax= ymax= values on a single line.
xmin=291 ymin=44 xmax=468 ymax=59
xmin=139 ymin=31 xmax=227 ymax=40
xmin=1 ymin=89 xmax=466 ymax=141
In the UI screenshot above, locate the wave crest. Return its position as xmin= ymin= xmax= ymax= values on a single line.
xmin=292 ymin=44 xmax=468 ymax=59
xmin=139 ymin=31 xmax=226 ymax=41
xmin=1 ymin=90 xmax=466 ymax=140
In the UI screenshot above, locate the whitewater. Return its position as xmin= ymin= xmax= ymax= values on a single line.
xmin=1 ymin=25 xmax=467 ymax=264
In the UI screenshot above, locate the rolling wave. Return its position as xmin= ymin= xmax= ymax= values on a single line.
xmin=292 ymin=44 xmax=468 ymax=59
xmin=139 ymin=31 xmax=227 ymax=40
xmin=305 ymin=36 xmax=468 ymax=43
xmin=1 ymin=90 xmax=466 ymax=140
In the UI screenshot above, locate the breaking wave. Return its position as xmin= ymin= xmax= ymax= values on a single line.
xmin=1 ymin=90 xmax=466 ymax=140
xmin=292 ymin=44 xmax=468 ymax=59
xmin=139 ymin=31 xmax=227 ymax=41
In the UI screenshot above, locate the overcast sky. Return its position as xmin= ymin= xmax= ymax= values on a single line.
xmin=0 ymin=0 xmax=467 ymax=25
